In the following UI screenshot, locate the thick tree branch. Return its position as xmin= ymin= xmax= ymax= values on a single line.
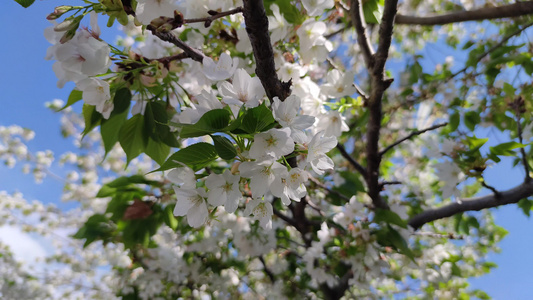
xmin=380 ymin=122 xmax=448 ymax=156
xmin=408 ymin=180 xmax=533 ymax=229
xmin=395 ymin=1 xmax=533 ymax=26
xmin=242 ymin=0 xmax=291 ymax=101
xmin=349 ymin=0 xmax=375 ymax=68
xmin=365 ymin=0 xmax=398 ymax=210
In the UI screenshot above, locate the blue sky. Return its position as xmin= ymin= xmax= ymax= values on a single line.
xmin=1 ymin=1 xmax=532 ymax=298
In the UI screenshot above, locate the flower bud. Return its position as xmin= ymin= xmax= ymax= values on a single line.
xmin=47 ymin=6 xmax=72 ymax=20
xmin=54 ymin=15 xmax=82 ymax=32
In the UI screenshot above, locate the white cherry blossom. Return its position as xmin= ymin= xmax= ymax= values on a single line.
xmin=135 ymin=0 xmax=179 ymax=25
xmin=315 ymin=110 xmax=350 ymax=137
xmin=239 ymin=158 xmax=287 ymax=198
xmin=268 ymin=4 xmax=289 ymax=43
xmin=272 ymin=95 xmax=316 ymax=143
xmin=173 ymin=187 xmax=209 ymax=228
xmin=202 ymin=53 xmax=239 ymax=81
xmin=244 ymin=199 xmax=273 ymax=229
xmin=249 ymin=128 xmax=294 ymax=160
xmin=219 ymin=69 xmax=265 ymax=108
xmin=306 ymin=131 xmax=337 ymax=175
xmin=302 ymin=0 xmax=334 ymax=17
xmin=321 ymin=69 xmax=357 ymax=99
xmin=205 ymin=170 xmax=242 ymax=213
xmin=76 ymin=78 xmax=113 ymax=119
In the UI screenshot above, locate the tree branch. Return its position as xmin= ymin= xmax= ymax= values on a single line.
xmin=380 ymin=122 xmax=448 ymax=157
xmin=336 ymin=144 xmax=367 ymax=178
xmin=349 ymin=0 xmax=375 ymax=68
xmin=365 ymin=0 xmax=398 ymax=210
xmin=184 ymin=7 xmax=243 ymax=27
xmin=146 ymin=25 xmax=205 ymax=62
xmin=408 ymin=180 xmax=533 ymax=229
xmin=242 ymin=0 xmax=291 ymax=101
xmin=395 ymin=1 xmax=533 ymax=26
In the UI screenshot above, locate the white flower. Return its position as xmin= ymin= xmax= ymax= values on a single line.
xmin=205 ymin=170 xmax=242 ymax=213
xmin=302 ymin=0 xmax=334 ymax=17
xmin=136 ymin=0 xmax=179 ymax=25
xmin=435 ymin=160 xmax=465 ymax=200
xmin=321 ymin=69 xmax=357 ymax=99
xmin=219 ymin=69 xmax=265 ymax=108
xmin=76 ymin=78 xmax=113 ymax=119
xmin=272 ymin=95 xmax=316 ymax=143
xmin=202 ymin=53 xmax=239 ymax=81
xmin=296 ymin=20 xmax=332 ymax=64
xmin=268 ymin=4 xmax=289 ymax=43
xmin=315 ymin=110 xmax=349 ymax=138
xmin=306 ymin=131 xmax=337 ymax=175
xmin=167 ymin=166 xmax=196 ymax=189
xmin=249 ymin=128 xmax=294 ymax=160
xmin=244 ymin=199 xmax=273 ymax=229
xmin=271 ymin=167 xmax=308 ymax=205
xmin=173 ymin=187 xmax=209 ymax=228
xmin=239 ymin=159 xmax=287 ymax=198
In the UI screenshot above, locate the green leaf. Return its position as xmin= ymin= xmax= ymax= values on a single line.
xmin=72 ymin=214 xmax=114 ymax=248
xmin=144 ymin=101 xmax=168 ymax=141
xmin=212 ymin=135 xmax=237 ymax=160
xmin=464 ymin=136 xmax=488 ymax=152
xmin=375 ymin=225 xmax=414 ymax=261
xmin=238 ymin=103 xmax=276 ymax=134
xmin=106 ymin=175 xmax=160 ymax=188
xmin=82 ymin=104 xmax=102 ymax=136
xmin=373 ymin=209 xmax=407 ymax=228
xmin=449 ymin=111 xmax=460 ymax=132
xmin=489 ymin=141 xmax=525 ymax=156
xmin=179 ymin=109 xmax=231 ymax=138
xmin=145 ymin=137 xmax=170 ymax=166
xmin=59 ymin=89 xmax=83 ymax=111
xmin=363 ymin=0 xmax=384 ymax=24
xmin=163 ymin=205 xmax=178 ymax=230
xmin=464 ymin=111 xmax=480 ymax=131
xmin=14 ymin=0 xmax=35 ymax=8
xmin=101 ymin=104 xmax=130 ymax=155
xmin=517 ymin=198 xmax=532 ymax=217
xmin=155 ymin=142 xmax=218 ymax=172
xmin=113 ymin=88 xmax=132 ymax=114
xmin=118 ymin=114 xmax=149 ymax=164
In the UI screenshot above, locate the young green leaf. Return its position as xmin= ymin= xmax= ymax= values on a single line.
xmin=155 ymin=142 xmax=218 ymax=172
xmin=212 ymin=135 xmax=237 ymax=160
xmin=119 ymin=114 xmax=149 ymax=164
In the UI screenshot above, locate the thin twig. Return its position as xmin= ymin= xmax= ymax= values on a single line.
xmin=380 ymin=122 xmax=448 ymax=156
xmin=448 ymin=21 xmax=533 ymax=80
xmin=512 ymin=96 xmax=532 ymax=182
xmin=481 ymin=181 xmax=501 ymax=199
xmin=411 ymin=231 xmax=464 ymax=240
xmin=353 ymin=83 xmax=369 ymax=102
xmin=308 ymin=176 xmax=352 ymax=202
xmin=336 ymin=144 xmax=368 ymax=178
xmin=146 ymin=25 xmax=205 ymax=62
xmin=258 ymin=256 xmax=276 ymax=283
xmin=184 ymin=7 xmax=243 ymax=27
